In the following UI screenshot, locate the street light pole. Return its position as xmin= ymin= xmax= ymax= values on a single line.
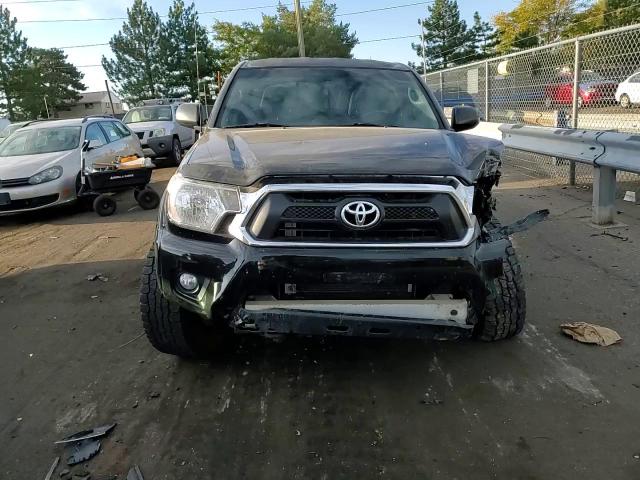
xmin=420 ymin=20 xmax=427 ymax=75
xmin=294 ymin=0 xmax=306 ymax=57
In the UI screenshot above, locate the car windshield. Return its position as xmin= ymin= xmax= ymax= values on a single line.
xmin=123 ymin=106 xmax=173 ymax=123
xmin=0 ymin=123 xmax=25 ymax=139
xmin=582 ymin=71 xmax=605 ymax=82
xmin=0 ymin=126 xmax=81 ymax=157
xmin=216 ymin=67 xmax=441 ymax=129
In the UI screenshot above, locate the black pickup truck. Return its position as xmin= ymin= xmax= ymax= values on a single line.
xmin=140 ymin=58 xmax=525 ymax=358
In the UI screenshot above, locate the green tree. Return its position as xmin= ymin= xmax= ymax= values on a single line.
xmin=412 ymin=0 xmax=472 ymax=72
xmin=212 ymin=0 xmax=358 ymax=75
xmin=469 ymin=11 xmax=498 ymax=60
xmin=213 ymin=21 xmax=261 ymax=74
xmin=564 ymin=0 xmax=640 ymax=37
xmin=493 ymin=0 xmax=577 ymax=53
xmin=19 ymin=48 xmax=85 ymax=119
xmin=0 ymin=5 xmax=29 ymax=120
xmin=102 ymin=0 xmax=166 ymax=105
xmin=161 ymin=0 xmax=220 ymax=101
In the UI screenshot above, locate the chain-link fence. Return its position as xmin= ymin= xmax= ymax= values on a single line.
xmin=425 ymin=23 xmax=640 ymax=133
xmin=425 ymin=23 xmax=640 ymax=194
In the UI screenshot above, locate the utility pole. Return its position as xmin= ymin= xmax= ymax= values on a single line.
xmin=420 ymin=20 xmax=427 ymax=75
xmin=195 ymin=17 xmax=201 ymax=102
xmin=104 ymin=80 xmax=116 ymax=116
xmin=43 ymin=95 xmax=50 ymax=118
xmin=294 ymin=0 xmax=306 ymax=57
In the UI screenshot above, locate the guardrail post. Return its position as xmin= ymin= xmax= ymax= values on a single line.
xmin=592 ymin=166 xmax=617 ymax=225
xmin=484 ymin=61 xmax=490 ymax=122
xmin=569 ymin=39 xmax=582 ymax=186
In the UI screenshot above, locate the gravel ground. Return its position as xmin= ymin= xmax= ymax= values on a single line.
xmin=1 ymin=166 xmax=639 ymax=480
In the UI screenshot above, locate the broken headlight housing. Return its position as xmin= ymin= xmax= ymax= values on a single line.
xmin=166 ymin=174 xmax=241 ymax=234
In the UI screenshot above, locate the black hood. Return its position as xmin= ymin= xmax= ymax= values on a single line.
xmin=180 ymin=126 xmax=502 ymax=186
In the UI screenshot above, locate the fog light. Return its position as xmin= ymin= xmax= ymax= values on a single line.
xmin=178 ymin=273 xmax=199 ymax=292
xmin=159 ymin=142 xmax=166 ymax=149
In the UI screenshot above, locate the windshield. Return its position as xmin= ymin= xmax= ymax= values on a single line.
xmin=581 ymin=71 xmax=605 ymax=83
xmin=123 ymin=106 xmax=173 ymax=124
xmin=216 ymin=67 xmax=441 ymax=129
xmin=0 ymin=123 xmax=25 ymax=139
xmin=0 ymin=126 xmax=81 ymax=157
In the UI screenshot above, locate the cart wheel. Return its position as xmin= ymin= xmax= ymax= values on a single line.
xmin=137 ymin=188 xmax=160 ymax=210
xmin=93 ymin=194 xmax=117 ymax=217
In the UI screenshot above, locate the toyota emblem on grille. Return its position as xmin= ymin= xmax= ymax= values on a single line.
xmin=340 ymin=201 xmax=381 ymax=229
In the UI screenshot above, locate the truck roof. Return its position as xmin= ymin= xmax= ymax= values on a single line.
xmin=241 ymin=57 xmax=411 ymax=71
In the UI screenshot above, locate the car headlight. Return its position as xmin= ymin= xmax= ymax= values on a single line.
xmin=28 ymin=166 xmax=63 ymax=185
xmin=151 ymin=128 xmax=166 ymax=137
xmin=166 ymin=174 xmax=241 ymax=234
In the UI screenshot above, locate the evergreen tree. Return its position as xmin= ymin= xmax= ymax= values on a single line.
xmin=469 ymin=11 xmax=497 ymax=60
xmin=0 ymin=5 xmax=29 ymax=120
xmin=19 ymin=48 xmax=85 ymax=119
xmin=102 ymin=0 xmax=166 ymax=105
xmin=161 ymin=0 xmax=219 ymax=101
xmin=412 ymin=0 xmax=472 ymax=72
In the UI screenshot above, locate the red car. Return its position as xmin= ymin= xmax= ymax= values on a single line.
xmin=543 ymin=71 xmax=617 ymax=108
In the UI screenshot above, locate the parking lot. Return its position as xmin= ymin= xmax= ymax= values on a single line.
xmin=1 ymin=164 xmax=639 ymax=479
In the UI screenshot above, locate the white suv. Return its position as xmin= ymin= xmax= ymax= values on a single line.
xmin=123 ymin=100 xmax=199 ymax=165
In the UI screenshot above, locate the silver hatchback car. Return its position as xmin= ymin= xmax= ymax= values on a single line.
xmin=0 ymin=116 xmax=144 ymax=215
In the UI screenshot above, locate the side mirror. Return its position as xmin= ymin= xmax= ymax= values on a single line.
xmin=176 ymin=103 xmax=200 ymax=129
xmin=83 ymin=139 xmax=102 ymax=151
xmin=451 ymin=106 xmax=480 ymax=132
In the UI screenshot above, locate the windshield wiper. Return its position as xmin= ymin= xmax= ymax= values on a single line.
xmin=347 ymin=122 xmax=397 ymax=127
xmin=223 ymin=122 xmax=287 ymax=128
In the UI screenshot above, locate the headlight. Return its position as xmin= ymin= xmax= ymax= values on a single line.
xmin=151 ymin=128 xmax=166 ymax=137
xmin=28 ymin=166 xmax=63 ymax=185
xmin=166 ymin=174 xmax=241 ymax=234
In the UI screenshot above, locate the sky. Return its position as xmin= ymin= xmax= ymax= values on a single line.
xmin=7 ymin=0 xmax=515 ymax=92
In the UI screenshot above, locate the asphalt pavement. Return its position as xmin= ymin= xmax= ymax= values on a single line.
xmin=1 ymin=166 xmax=639 ymax=479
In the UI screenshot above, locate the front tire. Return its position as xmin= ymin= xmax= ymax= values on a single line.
xmin=170 ymin=138 xmax=182 ymax=166
xmin=474 ymin=220 xmax=526 ymax=341
xmin=140 ymin=249 xmax=215 ymax=357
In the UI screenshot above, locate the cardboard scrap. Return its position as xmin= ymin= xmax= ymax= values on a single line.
xmin=560 ymin=322 xmax=622 ymax=346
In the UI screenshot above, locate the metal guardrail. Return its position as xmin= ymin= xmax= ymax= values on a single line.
xmin=500 ymin=124 xmax=640 ymax=225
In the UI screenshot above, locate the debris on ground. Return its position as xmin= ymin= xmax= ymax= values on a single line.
xmin=43 ymin=456 xmax=59 ymax=480
xmin=86 ymin=274 xmax=109 ymax=282
xmin=560 ymin=322 xmax=622 ymax=346
xmin=56 ymin=424 xmax=116 ymax=466
xmin=590 ymin=231 xmax=629 ymax=241
xmin=126 ymin=465 xmax=144 ymax=480
xmin=65 ymin=438 xmax=101 ymax=466
xmin=499 ymin=209 xmax=550 ymax=236
xmin=420 ymin=394 xmax=444 ymax=406
xmin=56 ymin=424 xmax=116 ymax=445
xmin=623 ymin=191 xmax=636 ymax=203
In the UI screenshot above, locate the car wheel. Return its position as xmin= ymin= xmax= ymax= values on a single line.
xmin=473 ymin=219 xmax=526 ymax=341
xmin=140 ymin=249 xmax=224 ymax=358
xmin=577 ymin=95 xmax=584 ymax=109
xmin=93 ymin=194 xmax=117 ymax=217
xmin=620 ymin=94 xmax=631 ymax=109
xmin=170 ymin=138 xmax=182 ymax=166
xmin=543 ymin=96 xmax=553 ymax=109
xmin=136 ymin=187 xmax=160 ymax=210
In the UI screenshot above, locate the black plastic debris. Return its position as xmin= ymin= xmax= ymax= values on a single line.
xmin=55 ymin=424 xmax=116 ymax=445
xmin=65 ymin=439 xmax=101 ymax=466
xmin=499 ymin=209 xmax=550 ymax=236
xmin=127 ymin=465 xmax=144 ymax=480
xmin=56 ymin=423 xmax=116 ymax=466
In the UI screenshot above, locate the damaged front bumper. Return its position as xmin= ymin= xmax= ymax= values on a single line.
xmin=155 ymin=223 xmax=509 ymax=338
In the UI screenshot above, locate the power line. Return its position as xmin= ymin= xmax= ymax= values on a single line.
xmin=335 ymin=1 xmax=433 ymax=17
xmin=15 ymin=2 xmax=312 ymax=23
xmin=4 ymin=0 xmax=79 ymax=3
